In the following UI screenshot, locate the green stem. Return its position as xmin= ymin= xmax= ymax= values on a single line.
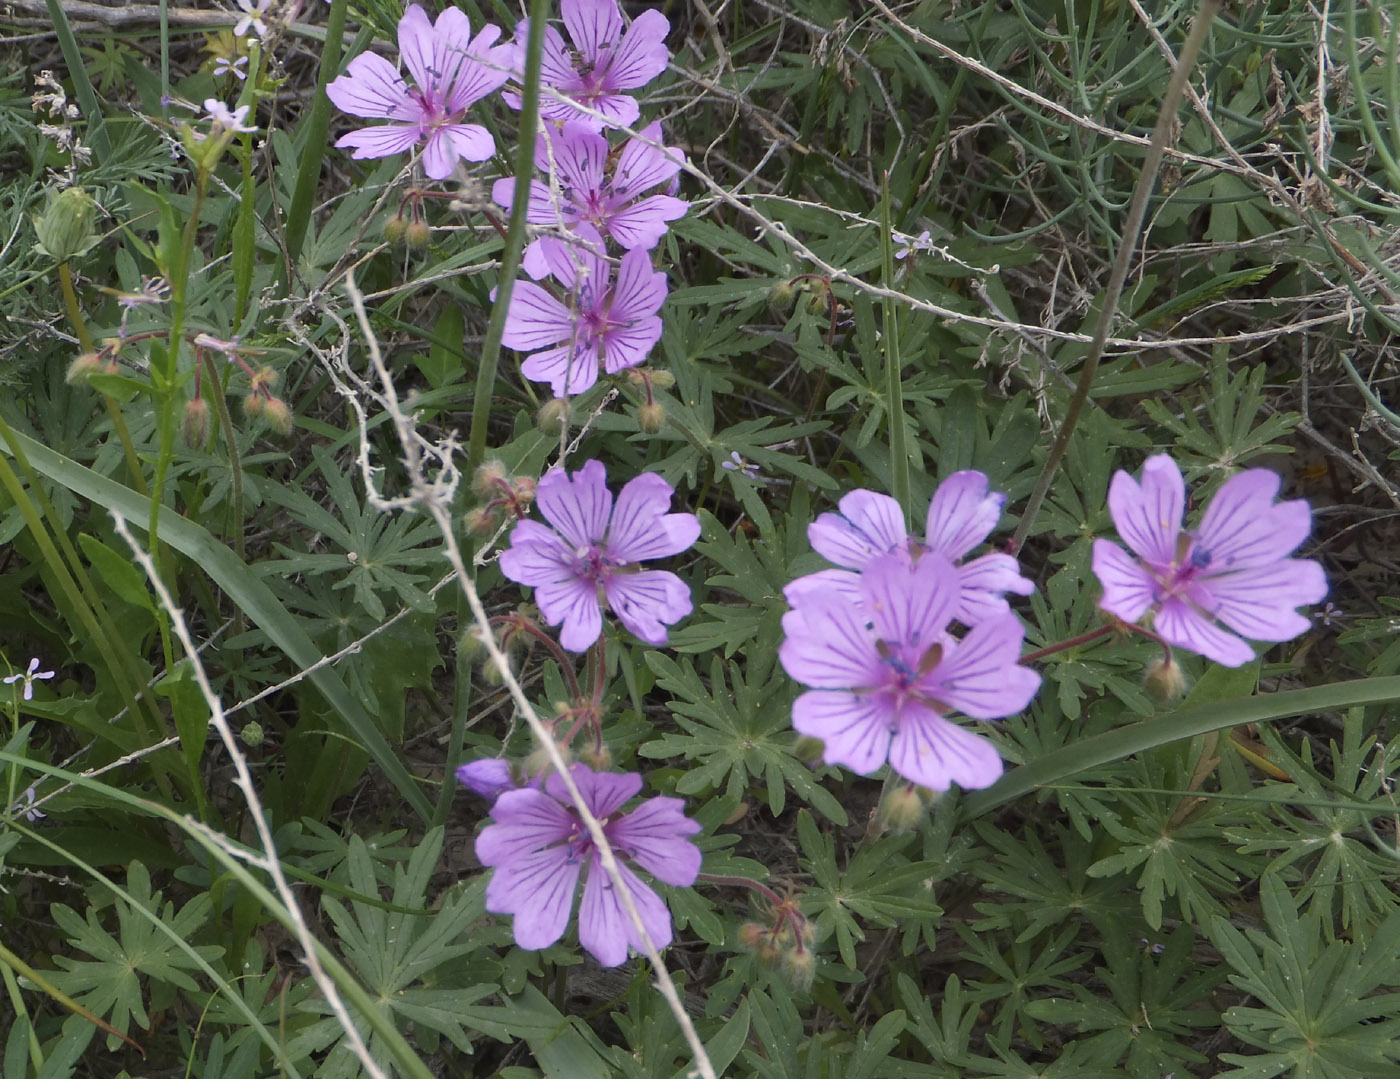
xmin=878 ymin=172 xmax=910 ymax=523
xmin=1009 ymin=0 xmax=1222 ymax=552
xmin=282 ymin=0 xmax=350 ymax=279
xmin=467 ymin=0 xmax=553 ymax=472
xmin=57 ymin=261 xmax=148 ymax=495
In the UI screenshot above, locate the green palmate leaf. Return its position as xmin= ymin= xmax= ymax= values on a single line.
xmin=797 ymin=812 xmax=943 ymax=969
xmin=48 ymin=862 xmax=223 ymax=1049
xmin=0 ymin=427 xmax=433 ymax=819
xmin=1209 ymin=875 xmax=1400 ymax=1079
xmin=641 ymin=647 xmax=847 ymax=825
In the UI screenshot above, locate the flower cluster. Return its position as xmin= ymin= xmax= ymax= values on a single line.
xmin=474 ymin=764 xmax=701 ymax=967
xmin=499 ymin=459 xmax=699 ymax=652
xmin=1091 ymin=455 xmax=1327 ymax=667
xmin=781 ymin=474 xmax=1040 ymax=792
xmin=496 ymin=4 xmax=684 ymax=398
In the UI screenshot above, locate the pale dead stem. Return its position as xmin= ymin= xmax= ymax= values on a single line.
xmin=338 ymin=274 xmax=720 ymax=1079
xmin=110 ymin=515 xmax=390 ymax=1079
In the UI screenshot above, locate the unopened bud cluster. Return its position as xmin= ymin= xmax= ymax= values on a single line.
xmin=740 ymin=893 xmax=816 ymax=991
xmin=465 ymin=459 xmax=537 ymax=536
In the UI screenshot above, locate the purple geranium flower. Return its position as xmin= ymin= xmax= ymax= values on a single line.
xmin=326 ymin=7 xmax=511 ymax=180
xmin=1091 ymin=455 xmax=1328 ymax=667
xmin=498 ymin=237 xmax=667 ymax=396
xmin=476 ymin=764 xmax=702 ymax=966
xmin=507 ymin=0 xmax=670 ymax=130
xmin=781 ymin=553 xmax=1041 ymax=792
xmin=785 ymin=472 xmax=1034 ymax=626
xmin=492 ymin=121 xmax=687 ymax=250
xmin=499 ymin=461 xmax=699 ymax=652
xmin=456 ymin=758 xmax=518 ymax=800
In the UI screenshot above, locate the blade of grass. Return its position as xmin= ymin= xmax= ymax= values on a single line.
xmin=0 ymin=427 xmax=433 ymax=820
xmin=963 ymin=675 xmax=1400 ymax=816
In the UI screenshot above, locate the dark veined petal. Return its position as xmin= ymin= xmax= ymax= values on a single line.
xmin=604 ymin=570 xmax=692 ymax=645
xmin=924 ymin=471 xmax=1005 ymax=560
xmin=921 ymin=614 xmax=1040 ymax=720
xmin=779 ymin=595 xmax=885 ymax=689
xmin=577 ymin=858 xmax=672 ymax=966
xmin=536 ymin=575 xmax=603 ymax=653
xmin=791 ymin=689 xmax=894 ymax=776
xmin=606 ymin=472 xmax=699 ymax=562
xmin=521 ymin=343 xmax=601 ymax=397
xmin=607 ymin=796 xmax=702 ymax=885
xmin=435 ymin=124 xmax=496 ymax=166
xmin=538 ymin=461 xmax=614 ymax=550
xmin=955 ymin=552 xmax=1034 ymax=625
xmin=499 ymin=519 xmax=576 ymax=587
xmin=483 ymin=844 xmax=581 ymax=950
xmin=1154 ymin=598 xmax=1255 ymax=667
xmin=326 ymin=52 xmax=417 ymax=120
xmin=599 ymin=8 xmax=670 ymax=91
xmin=783 ymin=569 xmax=862 ymax=612
xmin=611 ymin=122 xmax=684 ymax=200
xmin=1193 ymin=469 xmax=1314 ymax=572
xmin=808 ymin=489 xmax=906 ymax=569
xmin=1108 ymin=455 xmax=1185 ymax=568
xmin=334 ymin=124 xmax=423 ymax=160
xmin=500 ymin=282 xmax=574 ymax=349
xmin=544 ymin=764 xmax=642 ymax=819
xmin=887 ymin=700 xmax=1003 ymax=791
xmin=1091 ymin=539 xmax=1159 ymax=623
xmin=1187 ymin=559 xmax=1326 ymax=642
xmin=561 ymin=0 xmax=623 ymax=68
xmin=859 ymin=552 xmax=959 ymax=654
xmin=605 ymin=195 xmax=689 ymax=250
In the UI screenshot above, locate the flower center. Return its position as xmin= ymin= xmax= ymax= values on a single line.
xmin=572 ymin=543 xmax=617 ymax=582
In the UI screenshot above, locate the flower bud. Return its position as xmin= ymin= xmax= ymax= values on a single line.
xmin=738 ymin=922 xmax=767 ymax=951
xmin=183 ymin=397 xmax=210 ymax=447
xmin=768 ymin=279 xmax=798 ymax=317
xmin=537 ymin=397 xmax=570 ymax=435
xmin=240 ymin=721 xmax=264 ymax=747
xmin=1144 ymin=657 xmax=1187 ymax=702
xmin=472 ymin=459 xmax=509 ymax=498
xmin=578 ymin=743 xmax=612 ymax=770
xmin=382 ymin=214 xmax=407 ymax=244
xmin=509 ymin=476 xmax=536 ymax=505
xmin=637 ymin=401 xmax=666 ymax=433
xmin=404 ymin=220 xmax=430 ymax=248
xmin=646 ymin=370 xmax=676 ymax=390
xmin=793 ymin=736 xmax=826 ymax=764
xmin=464 ymin=506 xmax=500 ymax=536
xmin=524 ymin=739 xmax=571 ymax=779
xmin=243 ymin=392 xmax=266 ymax=419
xmin=33 ymin=187 xmax=100 ymax=262
xmin=876 ymin=785 xmax=926 ymax=835
xmin=783 ymin=948 xmax=816 ymax=992
xmin=262 ymin=397 xmax=293 ymax=435
xmin=457 ymin=625 xmax=485 ymax=663
xmin=66 ymin=351 xmax=104 ymax=383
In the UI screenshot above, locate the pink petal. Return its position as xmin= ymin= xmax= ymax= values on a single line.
xmin=1091 ymin=539 xmax=1159 ymax=623
xmin=921 ymin=614 xmax=1039 ymax=720
xmin=420 ymin=130 xmax=460 ymax=180
xmin=1108 ymin=456 xmax=1185 ymax=568
xmin=606 ymin=195 xmax=689 ymax=250
xmin=1154 ymin=599 xmax=1255 ymax=667
xmin=577 ymin=859 xmax=671 ymax=967
xmin=779 ymin=599 xmax=885 ymax=689
xmin=538 ymin=575 xmax=603 ymax=652
xmin=437 ymin=123 xmax=496 ymax=165
xmin=327 ymin=53 xmax=417 ymax=120
xmin=606 ymin=473 xmax=699 ymax=562
xmin=604 ymin=570 xmax=692 ymax=644
xmin=545 ymin=765 xmax=641 ymax=819
xmin=485 ymin=846 xmax=580 ymax=950
xmin=792 ymin=689 xmax=894 ymax=776
xmin=607 ymin=797 xmax=702 ymax=885
xmin=809 ymin=489 xmax=907 ymax=569
xmin=924 ymin=471 xmax=1005 ymax=560
xmin=955 ymin=552 xmax=1034 ymax=625
xmin=522 ymin=344 xmax=600 ymax=397
xmin=783 ymin=569 xmax=862 ymax=611
xmin=561 ymin=0 xmax=623 ymax=66
xmin=538 ymin=461 xmax=614 ymax=549
xmin=610 ymin=248 xmax=668 ymax=321
xmin=888 ymin=702 xmax=1004 ymax=791
xmin=1188 ymin=559 xmax=1327 ymax=642
xmin=599 ymin=316 xmax=662 ymax=374
xmin=395 ymin=6 xmax=441 ymax=97
xmin=334 ymin=124 xmax=423 ymax=160
xmin=549 ymin=122 xmax=608 ymax=196
xmin=499 ymin=520 xmax=576 ymax=587
xmin=600 ymin=8 xmax=670 ymax=91
xmin=1194 ymin=470 xmax=1314 ymax=571
xmin=860 ymin=553 xmax=959 ymax=653
xmin=501 ymin=283 xmax=574 ymax=349
xmin=612 ymin=122 xmax=683 ymax=199
xmin=445 ymin=29 xmax=513 ymax=112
